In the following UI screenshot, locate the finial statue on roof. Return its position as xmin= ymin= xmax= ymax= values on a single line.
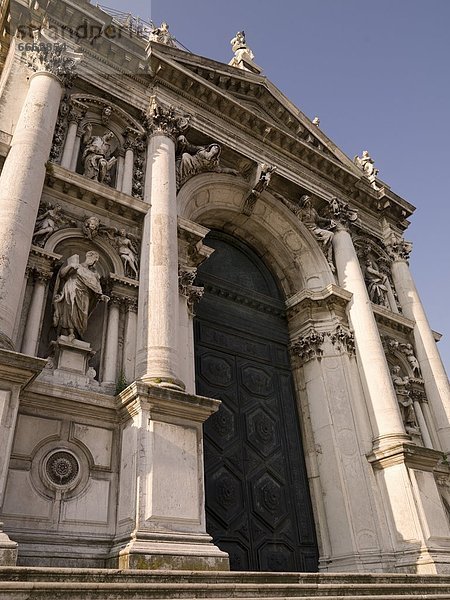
xmin=229 ymin=30 xmax=261 ymax=74
xmin=149 ymin=21 xmax=176 ymax=47
xmin=313 ymin=116 xmax=320 ymax=127
xmin=354 ymin=150 xmax=380 ymax=190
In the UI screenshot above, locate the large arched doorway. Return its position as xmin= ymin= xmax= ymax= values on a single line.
xmin=194 ymin=231 xmax=318 ymax=572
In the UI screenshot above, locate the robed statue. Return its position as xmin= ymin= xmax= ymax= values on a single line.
xmin=53 ymin=251 xmax=109 ymax=340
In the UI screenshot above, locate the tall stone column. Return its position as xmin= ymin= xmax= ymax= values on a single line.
xmin=60 ymin=102 xmax=86 ymax=169
xmin=0 ymin=34 xmax=81 ymax=350
xmin=389 ymin=240 xmax=450 ymax=452
xmin=123 ymin=298 xmax=137 ymax=383
xmin=135 ymin=100 xmax=188 ymax=389
xmin=332 ymin=223 xmax=407 ymax=448
xmin=21 ymin=270 xmax=52 ymax=356
xmin=102 ymin=296 xmax=121 ymax=387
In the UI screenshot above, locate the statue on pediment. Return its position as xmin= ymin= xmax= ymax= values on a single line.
xmin=81 ymin=124 xmax=117 ymax=184
xmin=354 ymin=150 xmax=378 ymax=178
xmin=229 ymin=30 xmax=260 ymax=72
xmin=53 ymin=251 xmax=109 ymax=341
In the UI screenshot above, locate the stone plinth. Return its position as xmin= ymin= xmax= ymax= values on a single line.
xmin=0 ymin=523 xmax=17 ymax=566
xmin=41 ymin=336 xmax=99 ymax=391
xmin=110 ymin=382 xmax=229 ymax=570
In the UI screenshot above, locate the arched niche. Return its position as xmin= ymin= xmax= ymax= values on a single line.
xmin=37 ymin=231 xmax=120 ymax=378
xmin=177 ymin=173 xmax=335 ymax=297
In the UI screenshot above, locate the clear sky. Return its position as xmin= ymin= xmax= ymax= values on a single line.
xmin=99 ymin=0 xmax=450 ymax=370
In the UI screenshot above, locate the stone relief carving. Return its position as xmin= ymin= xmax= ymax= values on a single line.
xmin=364 ymin=259 xmax=390 ymax=308
xmin=354 ymin=150 xmax=380 ymax=190
xmin=243 ymin=163 xmax=276 ymax=216
xmin=390 ymin=365 xmax=421 ymax=436
xmin=52 ymin=251 xmax=109 ymax=341
xmin=178 ymin=266 xmax=204 ymax=316
xmin=111 ymin=229 xmax=139 ymax=279
xmin=25 ymin=29 xmax=82 ymax=86
xmin=33 ymin=203 xmax=71 ymax=246
xmin=386 ymin=235 xmax=413 ymax=263
xmin=148 ymin=21 xmax=176 ymax=47
xmin=81 ymin=124 xmax=117 ymax=184
xmin=387 ymin=338 xmax=422 ymax=378
xmin=50 ymin=96 xmax=70 ymax=162
xmin=290 ymin=329 xmax=325 ymax=365
xmin=101 ymin=105 xmax=113 ymax=125
xmin=274 ymin=193 xmax=337 ymax=272
xmin=175 ymin=135 xmax=239 ymax=190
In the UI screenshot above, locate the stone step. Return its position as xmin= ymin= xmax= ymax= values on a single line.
xmin=1 ymin=569 xmax=450 ymax=599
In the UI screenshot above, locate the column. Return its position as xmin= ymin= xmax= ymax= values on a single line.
xmin=333 ymin=227 xmax=407 ymax=448
xmin=413 ymin=399 xmax=433 ymax=449
xmin=102 ymin=296 xmax=121 ymax=386
xmin=115 ymin=153 xmax=125 ymax=192
xmin=60 ymin=120 xmax=78 ymax=169
xmin=390 ymin=242 xmax=450 ymax=452
xmin=0 ymin=34 xmax=81 ymax=350
xmin=70 ymin=124 xmax=83 ymax=172
xmin=121 ymin=128 xmax=138 ymax=195
xmin=135 ymin=101 xmax=186 ymax=389
xmin=123 ymin=298 xmax=137 ymax=383
xmin=21 ymin=270 xmax=51 ymax=356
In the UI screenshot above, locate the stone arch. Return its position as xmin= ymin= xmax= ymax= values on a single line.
xmin=177 ymin=173 xmax=335 ymax=297
xmin=69 ymin=94 xmax=145 ymax=135
xmin=45 ymin=229 xmax=124 ymax=278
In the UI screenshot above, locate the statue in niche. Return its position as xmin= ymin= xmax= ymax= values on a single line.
xmin=33 ymin=203 xmax=67 ymax=246
xmin=400 ymin=342 xmax=422 ymax=378
xmin=52 ymin=251 xmax=109 ymax=341
xmin=275 ymin=193 xmax=336 ymax=272
xmin=112 ymin=229 xmax=139 ymax=279
xmin=390 ymin=365 xmax=420 ymax=435
xmin=81 ymin=124 xmax=117 ymax=184
xmin=364 ymin=259 xmax=390 ymax=308
xmin=175 ymin=136 xmax=238 ymax=189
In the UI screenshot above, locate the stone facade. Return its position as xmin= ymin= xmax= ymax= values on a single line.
xmin=0 ymin=0 xmax=449 ymax=575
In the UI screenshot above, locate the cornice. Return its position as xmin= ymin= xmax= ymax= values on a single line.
xmin=368 ymin=442 xmax=444 ymax=472
xmin=286 ymin=284 xmax=352 ymax=315
xmin=372 ymin=304 xmax=415 ymax=334
xmin=0 ymin=350 xmax=47 ymax=388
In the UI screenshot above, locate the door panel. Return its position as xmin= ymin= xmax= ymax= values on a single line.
xmin=194 ymin=232 xmax=318 ymax=572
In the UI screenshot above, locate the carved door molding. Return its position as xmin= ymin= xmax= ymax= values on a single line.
xmin=194 ymin=232 xmax=318 ymax=572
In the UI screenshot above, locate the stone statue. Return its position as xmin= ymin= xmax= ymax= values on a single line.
xmin=354 ymin=150 xmax=378 ymax=179
xmin=390 ymin=366 xmax=419 ymax=434
xmin=53 ymin=251 xmax=109 ymax=341
xmin=176 ymin=136 xmax=238 ymax=189
xmin=229 ymin=31 xmax=256 ymax=68
xmin=364 ymin=260 xmax=390 ymax=308
xmin=275 ymin=193 xmax=336 ymax=272
xmin=114 ymin=229 xmax=139 ymax=279
xmin=82 ymin=216 xmax=101 ymax=240
xmin=400 ymin=343 xmax=422 ymax=378
xmin=33 ymin=204 xmax=66 ymax=246
xmin=81 ymin=124 xmax=117 ymax=184
xmin=149 ymin=22 xmax=176 ymax=47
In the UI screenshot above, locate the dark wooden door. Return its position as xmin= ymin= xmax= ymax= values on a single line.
xmin=194 ymin=232 xmax=318 ymax=572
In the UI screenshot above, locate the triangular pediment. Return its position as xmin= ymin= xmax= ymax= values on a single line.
xmin=147 ymin=43 xmax=360 ymax=175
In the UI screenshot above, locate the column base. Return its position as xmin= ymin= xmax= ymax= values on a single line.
xmin=0 ymin=523 xmax=18 ymax=566
xmin=108 ymin=532 xmax=229 ymax=571
xmin=139 ymin=375 xmax=186 ymax=391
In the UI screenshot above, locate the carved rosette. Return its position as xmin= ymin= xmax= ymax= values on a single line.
xmin=145 ymin=96 xmax=189 ymax=141
xmin=25 ymin=31 xmax=82 ymax=87
xmin=329 ymin=325 xmax=355 ymax=355
xmin=290 ymin=329 xmax=325 ymax=365
xmin=178 ymin=266 xmax=204 ymax=316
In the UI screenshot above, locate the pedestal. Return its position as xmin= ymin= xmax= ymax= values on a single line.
xmin=110 ymin=382 xmax=229 ymax=570
xmin=44 ymin=335 xmax=99 ymax=390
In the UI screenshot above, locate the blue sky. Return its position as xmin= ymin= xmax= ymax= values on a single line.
xmin=99 ymin=0 xmax=450 ymax=370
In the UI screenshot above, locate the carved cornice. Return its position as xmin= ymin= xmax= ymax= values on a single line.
xmin=25 ymin=30 xmax=82 ymax=87
xmin=286 ymin=284 xmax=352 ymax=318
xmin=368 ymin=442 xmax=443 ymax=472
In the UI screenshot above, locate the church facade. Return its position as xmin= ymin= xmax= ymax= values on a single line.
xmin=0 ymin=0 xmax=449 ymax=575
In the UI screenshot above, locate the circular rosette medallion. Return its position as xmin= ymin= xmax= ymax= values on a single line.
xmin=44 ymin=450 xmax=80 ymax=488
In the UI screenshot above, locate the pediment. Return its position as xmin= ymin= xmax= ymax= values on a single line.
xmin=147 ymin=43 xmax=359 ymax=174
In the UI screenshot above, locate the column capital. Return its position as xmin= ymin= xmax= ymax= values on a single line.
xmin=386 ymin=237 xmax=413 ymax=263
xmin=178 ymin=266 xmax=204 ymax=316
xmin=328 ymin=197 xmax=359 ymax=232
xmin=290 ymin=329 xmax=325 ymax=365
xmin=145 ymin=96 xmax=190 ymax=141
xmin=25 ymin=30 xmax=82 ymax=87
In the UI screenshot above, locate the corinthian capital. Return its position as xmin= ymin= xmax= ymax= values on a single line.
xmin=25 ymin=30 xmax=82 ymax=87
xmin=145 ymin=95 xmax=190 ymax=140
xmin=386 ymin=237 xmax=413 ymax=263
